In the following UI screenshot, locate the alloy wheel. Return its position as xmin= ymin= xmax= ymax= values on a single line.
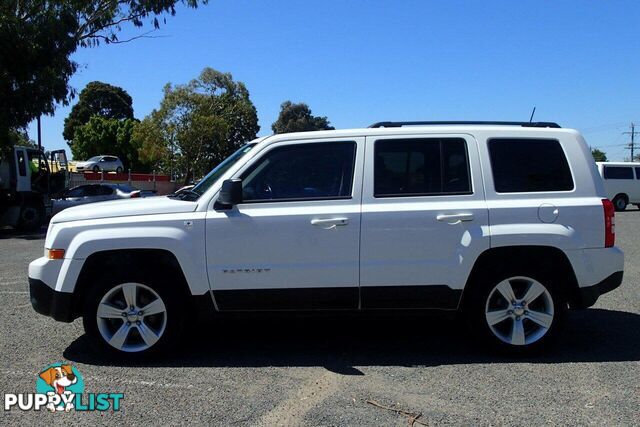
xmin=96 ymin=282 xmax=167 ymax=352
xmin=484 ymin=276 xmax=554 ymax=346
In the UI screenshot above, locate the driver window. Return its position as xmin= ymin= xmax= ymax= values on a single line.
xmin=241 ymin=142 xmax=356 ymax=202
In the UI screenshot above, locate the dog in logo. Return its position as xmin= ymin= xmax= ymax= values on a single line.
xmin=39 ymin=365 xmax=77 ymax=412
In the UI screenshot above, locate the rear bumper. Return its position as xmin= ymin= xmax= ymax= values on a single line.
xmin=29 ymin=278 xmax=75 ymax=323
xmin=573 ymin=271 xmax=624 ymax=309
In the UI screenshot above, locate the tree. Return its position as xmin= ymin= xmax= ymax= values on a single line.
xmin=133 ymin=68 xmax=259 ymax=183
xmin=0 ymin=2 xmax=78 ymax=150
xmin=64 ymin=81 xmax=134 ymax=143
xmin=592 ymin=148 xmax=608 ymax=162
xmin=71 ymin=116 xmax=145 ymax=171
xmin=271 ymin=101 xmax=334 ymax=134
xmin=0 ymin=0 xmax=207 ymax=151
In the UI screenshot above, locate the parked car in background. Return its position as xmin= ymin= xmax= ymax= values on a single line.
xmin=51 ymin=183 xmax=141 ymax=216
xmin=75 ymin=155 xmax=124 ymax=173
xmin=596 ymin=162 xmax=640 ymax=211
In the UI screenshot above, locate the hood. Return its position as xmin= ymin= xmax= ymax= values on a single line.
xmin=51 ymin=196 xmax=198 ymax=223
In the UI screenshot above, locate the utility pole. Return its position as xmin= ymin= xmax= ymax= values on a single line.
xmin=623 ymin=122 xmax=640 ymax=161
xmin=37 ymin=116 xmax=42 ymax=151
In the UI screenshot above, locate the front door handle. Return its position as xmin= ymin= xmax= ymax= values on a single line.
xmin=436 ymin=213 xmax=475 ymax=224
xmin=311 ymin=218 xmax=349 ymax=229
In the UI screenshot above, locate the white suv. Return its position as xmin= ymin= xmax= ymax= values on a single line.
xmin=29 ymin=121 xmax=624 ymax=356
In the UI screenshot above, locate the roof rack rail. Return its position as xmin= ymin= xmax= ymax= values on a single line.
xmin=368 ymin=121 xmax=561 ymax=129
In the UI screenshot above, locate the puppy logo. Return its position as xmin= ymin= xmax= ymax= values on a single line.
xmin=39 ymin=365 xmax=77 ymax=395
xmin=35 ymin=363 xmax=84 ymax=412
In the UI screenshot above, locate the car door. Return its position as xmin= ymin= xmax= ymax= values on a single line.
xmin=359 ymin=134 xmax=490 ymax=309
xmin=206 ymin=137 xmax=364 ymax=311
xmin=53 ymin=185 xmax=89 ymax=214
xmin=99 ymin=157 xmax=112 ymax=171
xmin=94 ymin=185 xmax=116 ymax=201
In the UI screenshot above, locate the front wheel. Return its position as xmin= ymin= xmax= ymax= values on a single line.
xmin=116 ymin=166 xmax=123 ymax=173
xmin=466 ymin=272 xmax=566 ymax=353
xmin=92 ymin=165 xmax=100 ymax=173
xmin=83 ymin=278 xmax=183 ymax=358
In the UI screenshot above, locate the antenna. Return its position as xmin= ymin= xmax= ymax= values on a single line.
xmin=529 ymin=107 xmax=536 ymax=123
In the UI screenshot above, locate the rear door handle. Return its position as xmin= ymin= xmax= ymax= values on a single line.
xmin=311 ymin=218 xmax=349 ymax=229
xmin=436 ymin=213 xmax=475 ymax=224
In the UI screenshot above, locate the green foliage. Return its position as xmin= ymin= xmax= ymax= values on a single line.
xmin=133 ymin=67 xmax=260 ymax=182
xmin=0 ymin=0 xmax=207 ymax=151
xmin=271 ymin=101 xmax=334 ymax=134
xmin=64 ymin=81 xmax=134 ymax=143
xmin=0 ymin=1 xmax=78 ymax=150
xmin=71 ymin=117 xmax=146 ymax=171
xmin=591 ymin=148 xmax=608 ymax=162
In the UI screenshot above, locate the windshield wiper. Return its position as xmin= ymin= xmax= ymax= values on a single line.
xmin=168 ymin=189 xmax=200 ymax=201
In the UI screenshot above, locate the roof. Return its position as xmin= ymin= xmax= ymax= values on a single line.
xmin=596 ymin=161 xmax=640 ymax=166
xmin=253 ymin=124 xmax=580 ymax=145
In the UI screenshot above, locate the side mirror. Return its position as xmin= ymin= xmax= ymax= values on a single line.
xmin=215 ymin=178 xmax=243 ymax=209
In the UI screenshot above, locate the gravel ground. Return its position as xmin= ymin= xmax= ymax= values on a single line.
xmin=1 ymin=211 xmax=639 ymax=425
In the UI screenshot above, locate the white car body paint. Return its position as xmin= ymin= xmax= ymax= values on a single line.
xmin=29 ymin=125 xmax=624 ymax=311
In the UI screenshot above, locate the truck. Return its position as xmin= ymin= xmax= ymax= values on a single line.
xmin=0 ymin=146 xmax=69 ymax=231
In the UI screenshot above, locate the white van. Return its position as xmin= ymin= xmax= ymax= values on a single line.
xmin=596 ymin=162 xmax=640 ymax=211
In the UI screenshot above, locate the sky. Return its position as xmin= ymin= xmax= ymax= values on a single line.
xmin=27 ymin=0 xmax=640 ymax=161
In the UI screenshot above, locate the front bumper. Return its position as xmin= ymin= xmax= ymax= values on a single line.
xmin=29 ymin=278 xmax=75 ymax=323
xmin=573 ymin=271 xmax=624 ymax=309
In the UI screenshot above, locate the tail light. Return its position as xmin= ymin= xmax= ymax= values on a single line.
xmin=130 ymin=191 xmax=141 ymax=198
xmin=602 ymin=199 xmax=615 ymax=248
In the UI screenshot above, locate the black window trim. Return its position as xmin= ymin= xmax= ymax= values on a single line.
xmin=373 ymin=137 xmax=474 ymax=199
xmin=238 ymin=140 xmax=358 ymax=205
xmin=488 ymin=137 xmax=576 ymax=194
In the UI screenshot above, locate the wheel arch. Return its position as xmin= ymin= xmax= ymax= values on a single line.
xmin=71 ymin=249 xmax=191 ymax=319
xmin=460 ymin=245 xmax=582 ymax=311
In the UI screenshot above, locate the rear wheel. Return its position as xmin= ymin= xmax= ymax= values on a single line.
xmin=612 ymin=194 xmax=628 ymax=211
xmin=466 ymin=268 xmax=566 ymax=353
xmin=17 ymin=202 xmax=44 ymax=232
xmin=116 ymin=166 xmax=123 ymax=173
xmin=83 ymin=274 xmax=184 ymax=358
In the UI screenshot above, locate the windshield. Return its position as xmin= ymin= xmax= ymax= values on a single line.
xmin=87 ymin=156 xmax=101 ymax=161
xmin=188 ymin=143 xmax=256 ymax=198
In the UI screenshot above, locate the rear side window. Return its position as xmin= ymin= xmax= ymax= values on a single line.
xmin=488 ymin=139 xmax=574 ymax=193
xmin=97 ymin=186 xmax=114 ymax=195
xmin=636 ymin=167 xmax=640 ymax=179
xmin=374 ymin=138 xmax=471 ymax=197
xmin=603 ymin=166 xmax=634 ymax=180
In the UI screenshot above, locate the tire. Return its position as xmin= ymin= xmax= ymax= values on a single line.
xmin=82 ymin=270 xmax=184 ymax=359
xmin=612 ymin=194 xmax=628 ymax=212
xmin=92 ymin=165 xmax=100 ymax=173
xmin=464 ymin=265 xmax=567 ymax=354
xmin=17 ymin=203 xmax=44 ymax=232
xmin=116 ymin=166 xmax=123 ymax=174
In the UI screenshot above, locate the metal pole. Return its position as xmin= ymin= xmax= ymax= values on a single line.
xmin=632 ymin=123 xmax=635 ymax=161
xmin=37 ymin=116 xmax=42 ymax=151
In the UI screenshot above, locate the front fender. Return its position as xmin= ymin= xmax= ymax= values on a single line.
xmin=49 ymin=214 xmax=208 ymax=295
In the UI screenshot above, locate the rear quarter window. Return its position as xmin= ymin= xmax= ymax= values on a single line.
xmin=488 ymin=138 xmax=574 ymax=193
xmin=603 ymin=166 xmax=634 ymax=180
